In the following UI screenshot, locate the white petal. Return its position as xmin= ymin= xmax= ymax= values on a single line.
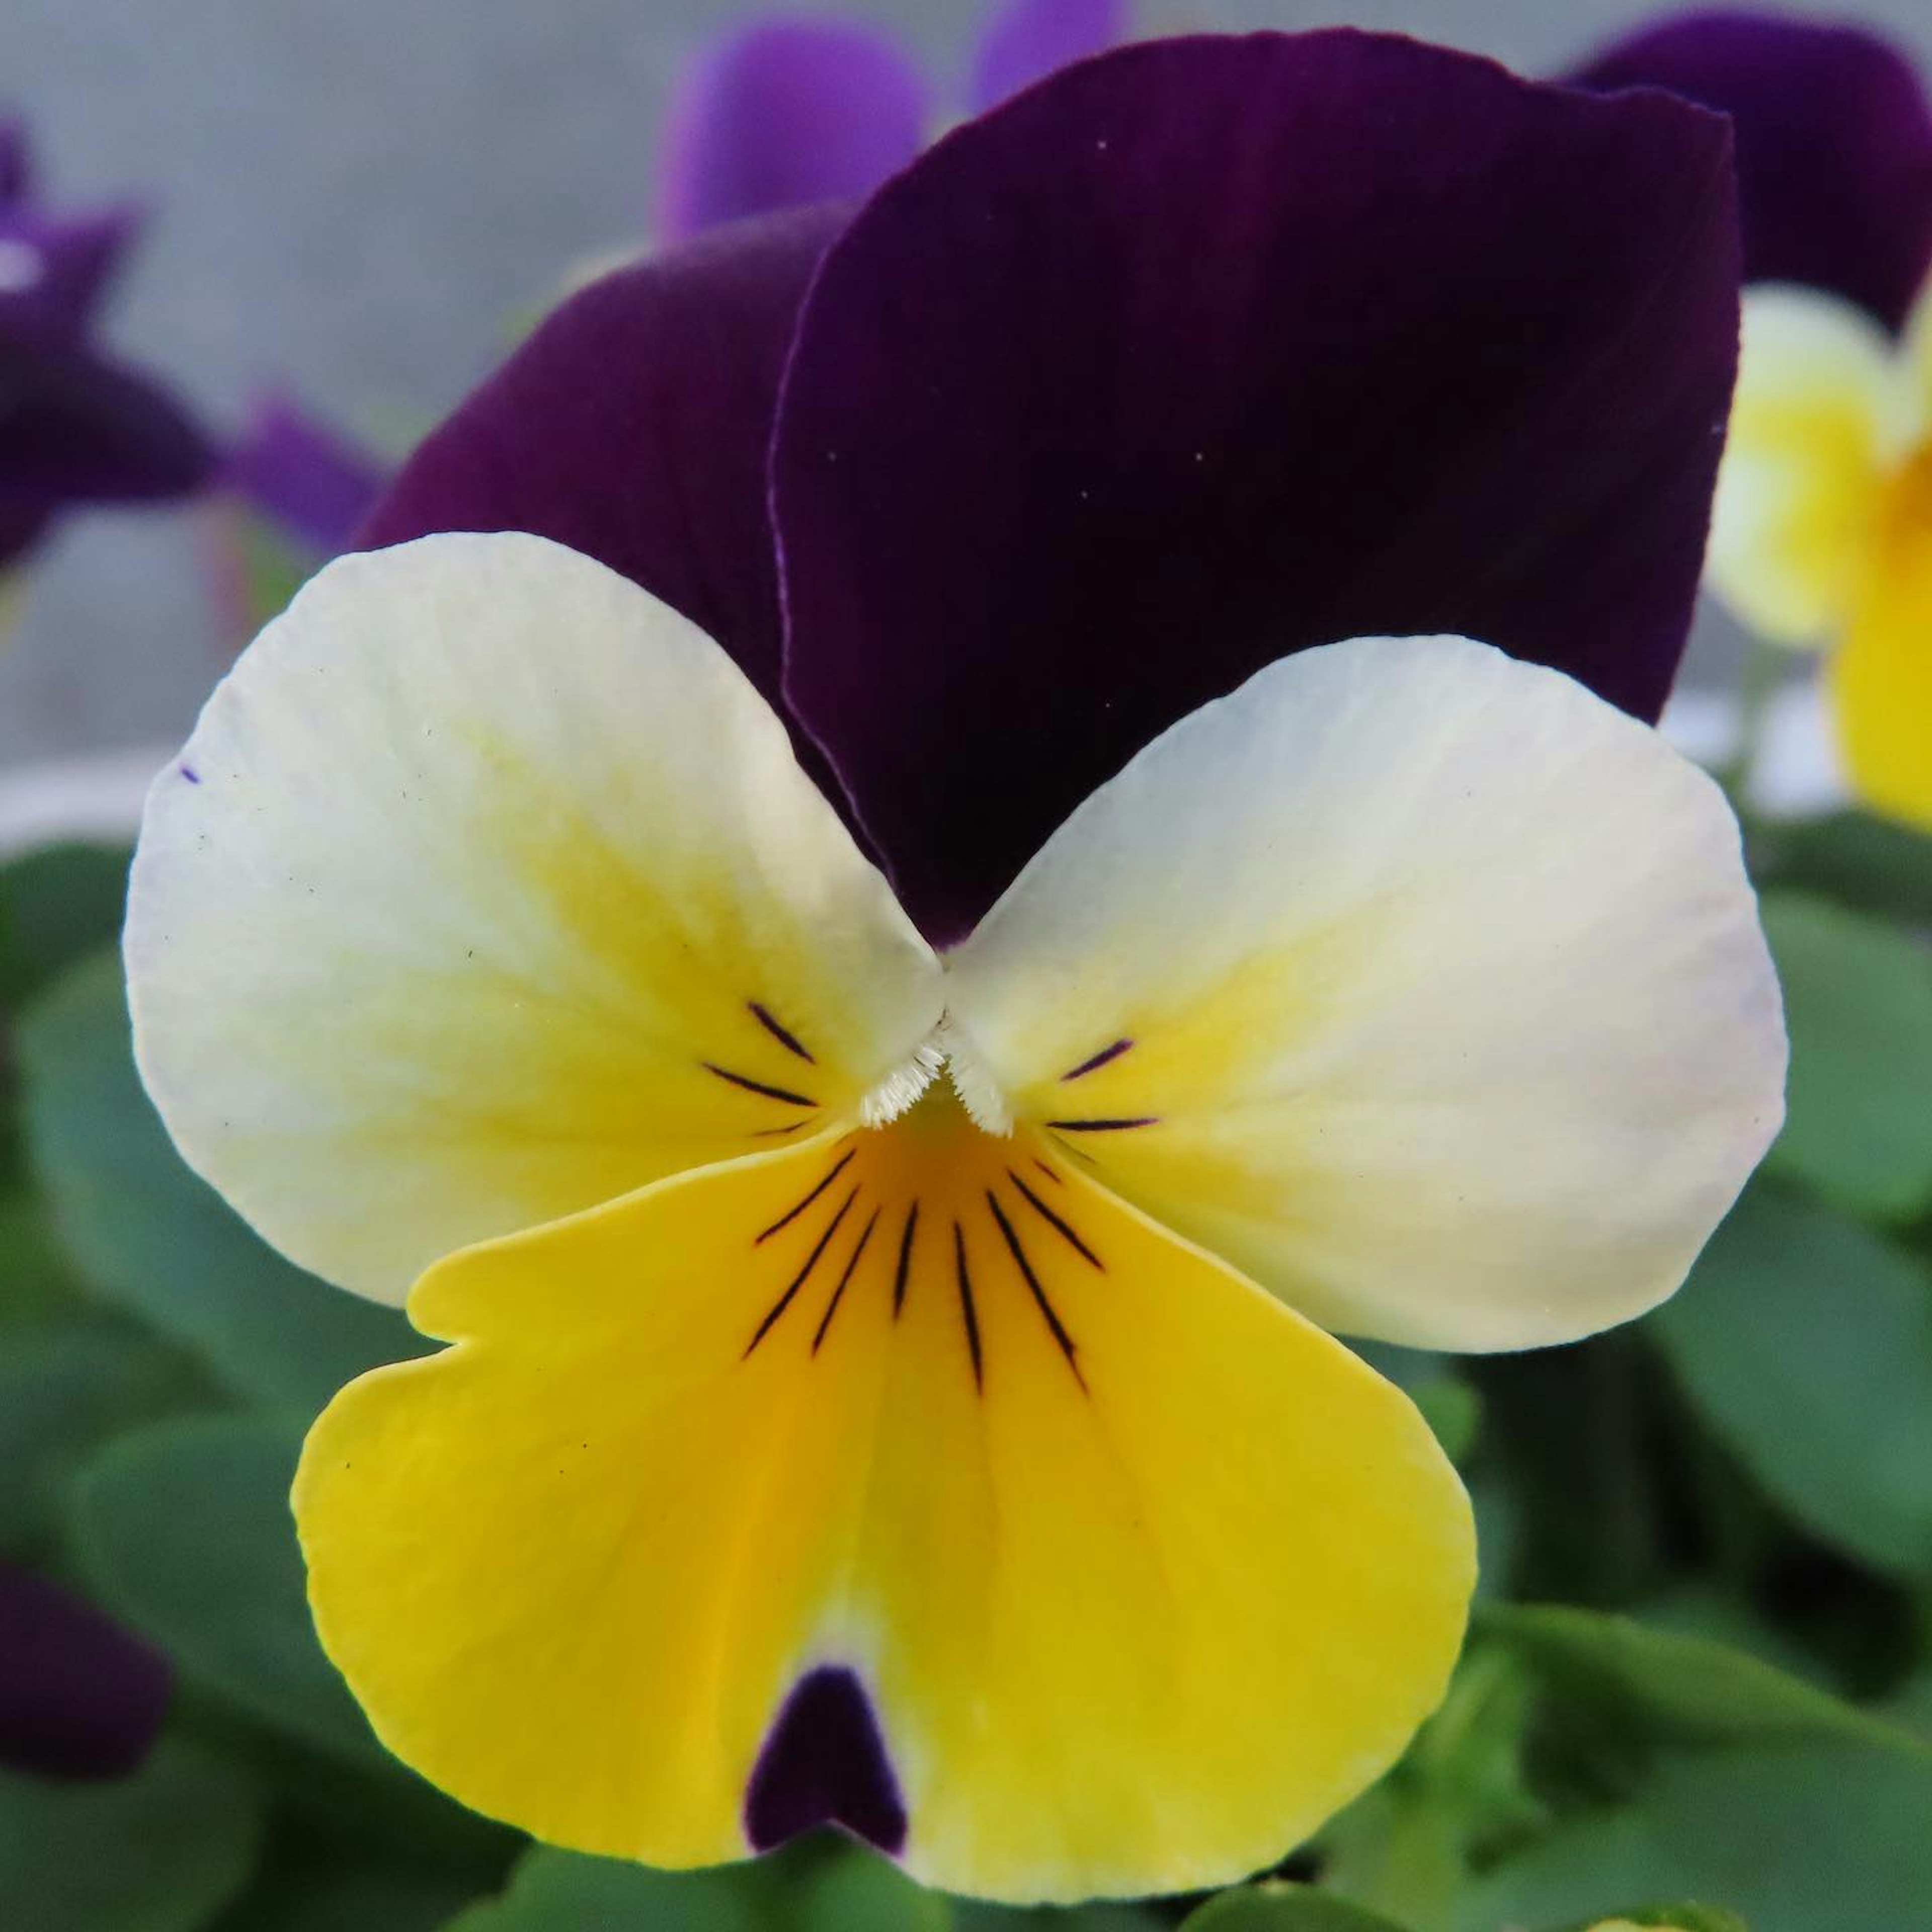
xmin=943 ymin=635 xmax=1786 ymax=1351
xmin=127 ymin=533 xmax=941 ymax=1303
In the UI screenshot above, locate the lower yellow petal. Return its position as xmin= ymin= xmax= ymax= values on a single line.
xmin=295 ymin=1091 xmax=1473 ymax=1904
xmin=1830 ymin=467 xmax=1932 ymax=832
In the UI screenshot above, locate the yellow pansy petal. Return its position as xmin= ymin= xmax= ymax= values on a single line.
xmin=296 ymin=1092 xmax=1473 ymax=1904
xmin=1706 ymin=284 xmax=1904 ymax=645
xmin=126 ymin=533 xmax=941 ymax=1302
xmin=1830 ymin=495 xmax=1932 ymax=830
xmin=942 ymin=635 xmax=1785 ymax=1352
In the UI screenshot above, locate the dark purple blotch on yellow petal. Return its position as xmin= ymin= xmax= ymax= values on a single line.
xmin=745 ymin=1664 xmax=908 ymax=1857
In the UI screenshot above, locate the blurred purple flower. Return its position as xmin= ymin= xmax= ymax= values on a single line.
xmin=0 ymin=117 xmax=214 ymax=575
xmin=367 ymin=30 xmax=1741 ymax=944
xmin=655 ymin=0 xmax=1125 ymax=241
xmin=0 ymin=1562 xmax=171 ymax=1782
xmin=1570 ymin=9 xmax=1932 ymax=329
xmin=224 ymin=392 xmax=387 ymax=558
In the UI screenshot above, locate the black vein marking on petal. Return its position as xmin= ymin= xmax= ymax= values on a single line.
xmin=757 ymin=1148 xmax=856 ymax=1245
xmin=745 ymin=1186 xmax=860 ymax=1358
xmin=986 ymin=1191 xmax=1086 ymax=1391
xmin=752 ymin=1119 xmax=817 ymax=1138
xmin=1031 ymin=1157 xmax=1064 ymax=1185
xmin=1047 ymin=1131 xmax=1100 ymax=1167
xmin=892 ymin=1202 xmax=920 ymax=1319
xmin=952 ymin=1221 xmax=984 ymax=1394
xmin=1060 ymin=1037 xmax=1133 ymax=1081
xmin=704 ymin=1062 xmax=819 ymax=1109
xmin=1044 ymin=1116 xmax=1159 ymax=1133
xmin=1007 ymin=1169 xmax=1104 ymax=1270
xmin=814 ymin=1209 xmax=880 ymax=1354
xmin=749 ymin=1002 xmax=816 ymax=1064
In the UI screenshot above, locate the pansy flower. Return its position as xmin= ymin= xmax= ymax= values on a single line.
xmin=1575 ymin=11 xmax=1932 ymax=828
xmin=0 ymin=117 xmax=212 ymax=583
xmin=0 ymin=1562 xmax=171 ymax=1782
xmin=125 ymin=33 xmax=1785 ymax=1905
xmin=655 ymin=0 xmax=1122 ymax=241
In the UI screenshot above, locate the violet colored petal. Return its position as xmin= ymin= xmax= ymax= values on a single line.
xmin=1 ymin=342 xmax=215 ymax=508
xmin=360 ymin=204 xmax=844 ymax=726
xmin=774 ymin=31 xmax=1741 ymax=944
xmin=656 ymin=19 xmax=931 ymax=243
xmin=0 ymin=1563 xmax=172 ymax=1782
xmin=744 ymin=1665 xmax=907 ymax=1856
xmin=225 ymin=393 xmax=387 ymax=556
xmin=0 ymin=205 xmax=141 ymax=341
xmin=969 ymin=0 xmax=1127 ymax=111
xmin=1571 ymin=9 xmax=1932 ymax=331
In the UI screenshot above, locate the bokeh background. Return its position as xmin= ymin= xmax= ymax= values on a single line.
xmin=5 ymin=0 xmax=1932 ymax=773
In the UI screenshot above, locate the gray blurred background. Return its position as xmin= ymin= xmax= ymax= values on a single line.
xmin=6 ymin=0 xmax=1931 ymax=774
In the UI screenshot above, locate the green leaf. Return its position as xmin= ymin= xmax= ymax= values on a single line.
xmin=956 ymin=1901 xmax=1164 ymax=1929
xmin=1653 ymin=1187 xmax=1932 ymax=1575
xmin=1757 ymin=808 xmax=1932 ymax=927
xmin=67 ymin=1414 xmax=383 ymax=1769
xmin=1757 ymin=892 xmax=1932 ymax=1221
xmin=209 ymin=1839 xmax=484 ymax=1932
xmin=0 ymin=1737 xmax=263 ymax=1932
xmin=0 ymin=1178 xmax=85 ymax=1330
xmin=0 ymin=1318 xmax=203 ymax=1557
xmin=18 ymin=950 xmax=423 ymax=1413
xmin=443 ymin=1835 xmax=947 ymax=1930
xmin=1179 ymin=1883 xmax=1414 ymax=1929
xmin=1479 ymin=1605 xmax=1928 ymax=1762
xmin=1556 ymin=1908 xmax=1749 ymax=1932
xmin=0 ymin=841 xmax=131 ymax=1012
xmin=1453 ymin=1743 xmax=1932 ymax=1932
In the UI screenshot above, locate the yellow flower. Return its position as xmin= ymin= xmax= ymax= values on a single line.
xmin=1707 ymin=280 xmax=1932 ymax=827
xmin=124 ymin=534 xmax=1784 ymax=1902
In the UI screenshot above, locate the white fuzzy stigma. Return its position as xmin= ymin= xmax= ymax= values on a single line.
xmin=938 ymin=1015 xmax=1013 ymax=1137
xmin=857 ymin=1038 xmax=945 ymax=1127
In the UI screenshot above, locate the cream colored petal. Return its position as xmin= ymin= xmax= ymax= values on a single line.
xmin=1706 ymin=284 xmax=1904 ymax=646
xmin=127 ymin=533 xmax=941 ymax=1303
xmin=943 ymin=635 xmax=1786 ymax=1351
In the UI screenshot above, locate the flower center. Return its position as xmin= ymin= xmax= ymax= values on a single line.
xmin=740 ymin=1081 xmax=1103 ymax=1394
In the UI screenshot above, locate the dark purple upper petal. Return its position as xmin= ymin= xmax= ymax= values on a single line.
xmin=225 ymin=392 xmax=387 ymax=556
xmin=360 ymin=205 xmax=845 ymax=721
xmin=969 ymin=0 xmax=1126 ymax=111
xmin=0 ymin=1563 xmax=172 ymax=1782
xmin=773 ymin=30 xmax=1742 ymax=944
xmin=1571 ymin=9 xmax=1932 ymax=331
xmin=655 ymin=19 xmax=930 ymax=242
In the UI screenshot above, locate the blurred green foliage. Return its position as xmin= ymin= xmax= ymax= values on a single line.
xmin=5 ymin=812 xmax=1932 ymax=1927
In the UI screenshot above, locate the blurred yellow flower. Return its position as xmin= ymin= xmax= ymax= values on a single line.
xmin=1707 ymin=280 xmax=1932 ymax=827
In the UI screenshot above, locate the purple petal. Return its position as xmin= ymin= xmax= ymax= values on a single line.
xmin=0 ymin=205 xmax=141 ymax=341
xmin=1 ymin=342 xmax=215 ymax=508
xmin=773 ymin=31 xmax=1741 ymax=944
xmin=1571 ymin=9 xmax=1932 ymax=331
xmin=969 ymin=0 xmax=1127 ymax=111
xmin=744 ymin=1665 xmax=907 ymax=1856
xmin=656 ymin=19 xmax=931 ymax=243
xmin=360 ymin=205 xmax=844 ymax=728
xmin=0 ymin=1563 xmax=172 ymax=1782
xmin=224 ymin=393 xmax=387 ymax=556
